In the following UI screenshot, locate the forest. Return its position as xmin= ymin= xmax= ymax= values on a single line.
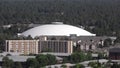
xmin=0 ymin=0 xmax=120 ymax=35
xmin=0 ymin=0 xmax=120 ymax=51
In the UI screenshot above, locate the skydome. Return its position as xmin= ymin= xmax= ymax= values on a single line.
xmin=22 ymin=22 xmax=96 ymax=38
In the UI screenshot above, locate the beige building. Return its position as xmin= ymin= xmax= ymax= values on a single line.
xmin=6 ymin=40 xmax=39 ymax=54
xmin=5 ymin=36 xmax=116 ymax=55
xmin=6 ymin=39 xmax=73 ymax=54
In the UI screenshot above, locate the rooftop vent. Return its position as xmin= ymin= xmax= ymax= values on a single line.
xmin=52 ymin=22 xmax=63 ymax=25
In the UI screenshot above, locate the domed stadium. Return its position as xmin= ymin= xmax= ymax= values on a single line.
xmin=22 ymin=22 xmax=96 ymax=38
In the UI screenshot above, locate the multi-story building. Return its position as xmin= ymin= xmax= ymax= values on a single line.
xmin=109 ymin=48 xmax=120 ymax=60
xmin=39 ymin=40 xmax=73 ymax=53
xmin=5 ymin=38 xmax=73 ymax=54
xmin=6 ymin=40 xmax=39 ymax=54
xmin=5 ymin=35 xmax=116 ymax=55
xmin=72 ymin=36 xmax=116 ymax=51
xmin=38 ymin=36 xmax=73 ymax=53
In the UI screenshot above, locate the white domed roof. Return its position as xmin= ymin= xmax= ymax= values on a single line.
xmin=22 ymin=22 xmax=96 ymax=38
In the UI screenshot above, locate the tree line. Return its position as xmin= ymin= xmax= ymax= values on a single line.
xmin=2 ymin=54 xmax=56 ymax=68
xmin=1 ymin=52 xmax=92 ymax=68
xmin=2 ymin=52 xmax=116 ymax=68
xmin=0 ymin=0 xmax=120 ymax=36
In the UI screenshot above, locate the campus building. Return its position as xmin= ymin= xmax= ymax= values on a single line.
xmin=39 ymin=40 xmax=73 ymax=53
xmin=5 ymin=22 xmax=116 ymax=55
xmin=6 ymin=40 xmax=39 ymax=54
xmin=75 ymin=36 xmax=107 ymax=51
xmin=109 ymin=48 xmax=120 ymax=60
xmin=22 ymin=22 xmax=96 ymax=38
xmin=6 ymin=39 xmax=73 ymax=54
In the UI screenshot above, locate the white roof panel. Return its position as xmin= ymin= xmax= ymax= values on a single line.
xmin=22 ymin=23 xmax=96 ymax=38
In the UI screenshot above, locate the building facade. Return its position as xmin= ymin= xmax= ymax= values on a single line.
xmin=5 ymin=36 xmax=116 ymax=55
xmin=73 ymin=36 xmax=116 ymax=51
xmin=109 ymin=48 xmax=120 ymax=60
xmin=6 ymin=40 xmax=39 ymax=54
xmin=6 ymin=39 xmax=73 ymax=54
xmin=39 ymin=40 xmax=73 ymax=53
